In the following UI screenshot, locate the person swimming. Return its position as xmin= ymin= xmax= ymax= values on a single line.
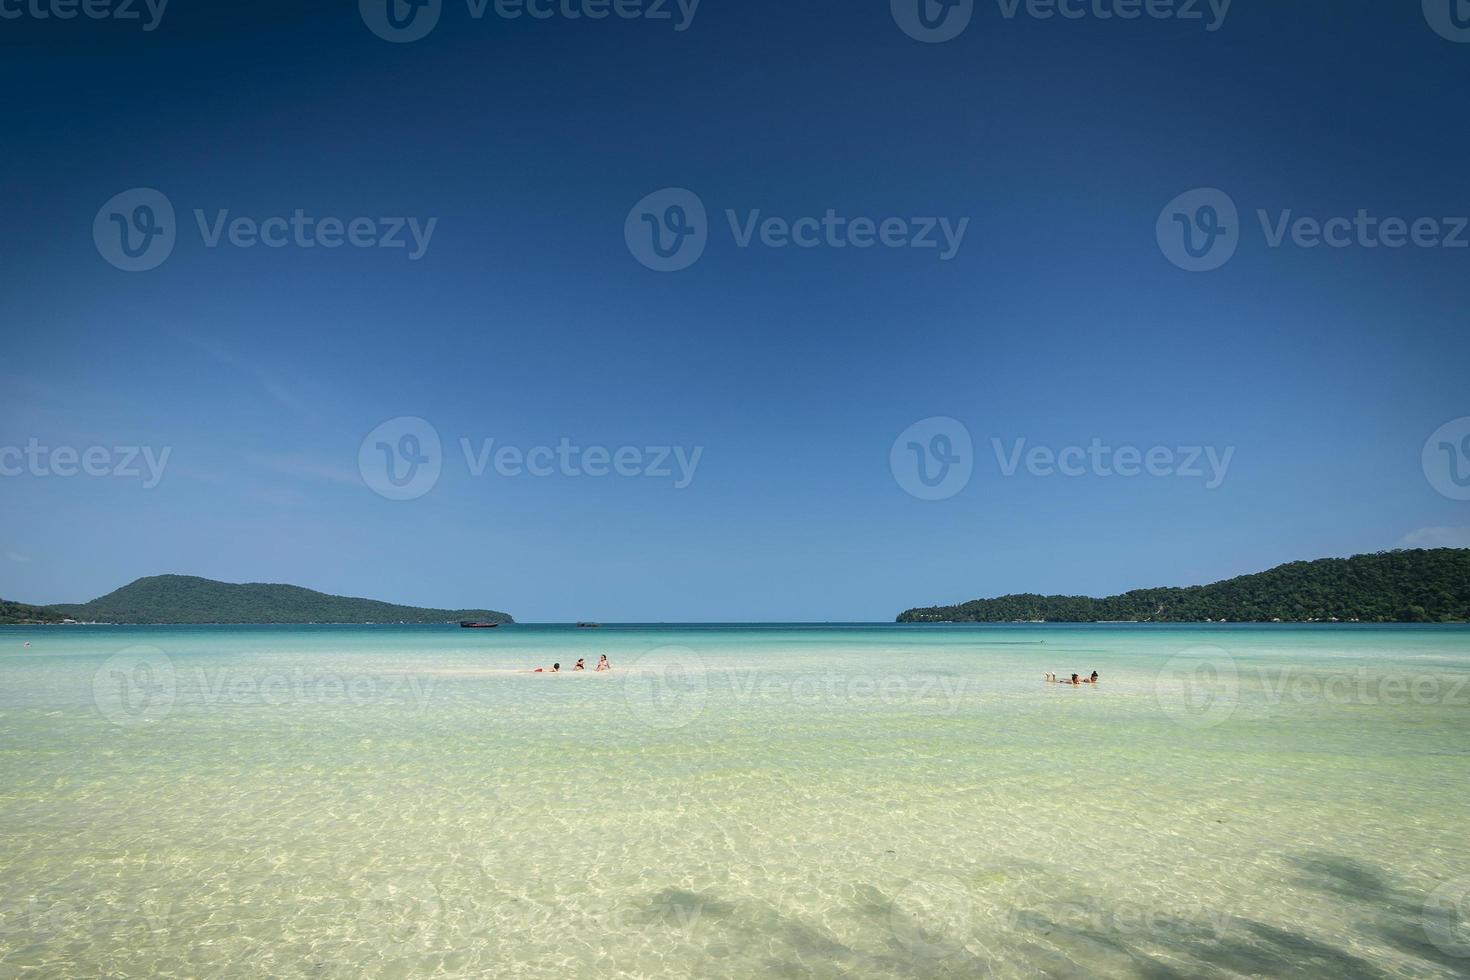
xmin=1089 ymin=671 xmax=1098 ymax=683
xmin=1044 ymin=673 xmax=1083 ymax=685
xmin=595 ymin=654 xmax=610 ymax=672
xmin=574 ymin=659 xmax=585 ymax=671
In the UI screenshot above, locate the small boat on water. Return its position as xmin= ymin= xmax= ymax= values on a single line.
xmin=576 ymin=622 xmax=601 ymax=628
xmin=460 ymin=621 xmax=500 ymax=629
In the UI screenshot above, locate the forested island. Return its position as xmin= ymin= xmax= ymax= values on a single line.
xmin=0 ymin=599 xmax=64 ymax=625
xmin=897 ymin=549 xmax=1470 ymax=624
xmin=0 ymin=575 xmax=513 ymax=625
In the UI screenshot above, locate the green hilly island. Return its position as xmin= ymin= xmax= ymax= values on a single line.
xmin=897 ymin=549 xmax=1470 ymax=624
xmin=0 ymin=575 xmax=512 ymax=625
xmin=0 ymin=599 xmax=65 ymax=625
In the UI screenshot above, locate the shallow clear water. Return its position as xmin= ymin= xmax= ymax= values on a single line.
xmin=1 ymin=623 xmax=1468 ymax=978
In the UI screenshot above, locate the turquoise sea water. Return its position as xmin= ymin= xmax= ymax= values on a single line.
xmin=1 ymin=623 xmax=1468 ymax=978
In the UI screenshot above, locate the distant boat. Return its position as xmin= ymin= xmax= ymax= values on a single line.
xmin=576 ymin=622 xmax=601 ymax=628
xmin=459 ymin=621 xmax=500 ymax=629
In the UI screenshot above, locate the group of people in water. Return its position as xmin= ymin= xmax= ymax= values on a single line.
xmin=533 ymin=655 xmax=610 ymax=674
xmin=1045 ymin=671 xmax=1099 ymax=685
xmin=532 ymin=655 xmax=1091 ymax=683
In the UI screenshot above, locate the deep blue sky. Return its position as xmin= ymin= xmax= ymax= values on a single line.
xmin=2 ymin=1 xmax=1467 ymax=620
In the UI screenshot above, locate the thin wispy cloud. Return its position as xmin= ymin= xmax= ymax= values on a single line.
xmin=0 ymin=372 xmax=66 ymax=405
xmin=243 ymin=485 xmax=313 ymax=508
xmin=174 ymin=331 xmax=317 ymax=422
xmin=1399 ymin=526 xmax=1470 ymax=549
xmin=5 ymin=551 xmax=32 ymax=563
xmin=243 ymin=451 xmax=361 ymax=487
